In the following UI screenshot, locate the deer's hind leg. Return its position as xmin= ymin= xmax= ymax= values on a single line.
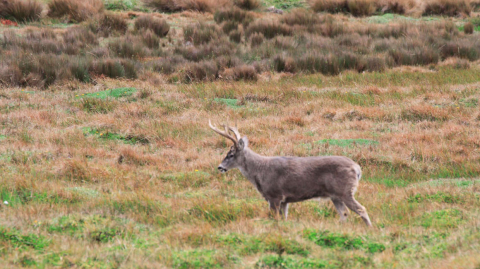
xmin=342 ymin=196 xmax=372 ymax=227
xmin=331 ymin=198 xmax=348 ymax=222
xmin=279 ymin=202 xmax=289 ymax=220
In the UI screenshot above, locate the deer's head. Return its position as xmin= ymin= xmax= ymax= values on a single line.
xmin=209 ymin=120 xmax=248 ymax=173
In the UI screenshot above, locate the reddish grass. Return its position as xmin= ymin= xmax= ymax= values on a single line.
xmin=0 ymin=0 xmax=43 ymax=22
xmin=134 ymin=15 xmax=170 ymax=37
xmin=48 ymin=0 xmax=104 ymax=22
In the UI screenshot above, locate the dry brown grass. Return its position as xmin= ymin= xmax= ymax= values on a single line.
xmin=142 ymin=0 xmax=231 ymax=12
xmin=48 ymin=0 xmax=104 ymax=22
xmin=0 ymin=0 xmax=43 ymax=22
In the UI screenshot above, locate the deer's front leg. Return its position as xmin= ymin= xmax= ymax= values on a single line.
xmin=268 ymin=199 xmax=281 ymax=218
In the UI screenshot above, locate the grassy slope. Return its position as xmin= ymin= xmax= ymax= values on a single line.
xmin=0 ymin=66 xmax=480 ymax=268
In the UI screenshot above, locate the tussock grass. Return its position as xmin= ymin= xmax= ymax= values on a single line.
xmin=48 ymin=0 xmax=104 ymax=22
xmin=134 ymin=15 xmax=170 ymax=37
xmin=0 ymin=0 xmax=43 ymax=22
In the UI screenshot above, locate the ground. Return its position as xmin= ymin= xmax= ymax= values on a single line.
xmin=1 ymin=0 xmax=480 ymax=268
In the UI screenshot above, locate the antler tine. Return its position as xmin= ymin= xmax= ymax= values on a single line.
xmin=228 ymin=125 xmax=242 ymax=141
xmin=209 ymin=119 xmax=237 ymax=146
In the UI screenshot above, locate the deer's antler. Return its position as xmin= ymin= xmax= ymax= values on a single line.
xmin=209 ymin=119 xmax=238 ymax=147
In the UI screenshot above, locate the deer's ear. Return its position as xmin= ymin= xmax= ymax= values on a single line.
xmin=238 ymin=137 xmax=248 ymax=150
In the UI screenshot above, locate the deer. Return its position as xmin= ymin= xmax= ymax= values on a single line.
xmin=209 ymin=120 xmax=372 ymax=227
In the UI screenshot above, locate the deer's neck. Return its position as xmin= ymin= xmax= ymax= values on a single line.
xmin=238 ymin=148 xmax=269 ymax=193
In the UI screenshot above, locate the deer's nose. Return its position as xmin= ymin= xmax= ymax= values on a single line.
xmin=218 ymin=166 xmax=227 ymax=173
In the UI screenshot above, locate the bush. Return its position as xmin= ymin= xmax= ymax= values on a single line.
xmin=222 ymin=21 xmax=238 ymax=34
xmin=246 ymin=20 xmax=293 ymax=39
xmin=90 ymin=12 xmax=128 ymax=36
xmin=214 ymin=7 xmax=253 ymax=25
xmin=234 ymin=0 xmax=260 ymax=10
xmin=150 ymin=55 xmax=186 ymax=74
xmin=0 ymin=64 xmax=22 ymax=87
xmin=0 ymin=0 xmax=43 ymax=22
xmin=347 ymin=0 xmax=377 ymax=16
xmin=310 ymin=0 xmax=347 ymax=13
xmin=280 ymin=9 xmax=320 ymax=26
xmin=183 ymin=22 xmax=222 ymax=45
xmin=273 ymin=55 xmax=296 ymax=73
xmin=175 ymin=40 xmax=234 ymax=62
xmin=229 ymin=29 xmax=243 ymax=43
xmin=141 ymin=29 xmax=160 ymax=49
xmin=48 ymin=0 xmax=104 ymax=22
xmin=108 ymin=36 xmax=146 ymax=59
xmin=90 ymin=58 xmax=137 ymax=79
xmin=295 ymin=53 xmax=340 ymax=75
xmin=134 ymin=15 xmax=170 ymax=37
xmin=389 ymin=46 xmax=440 ymax=66
xmin=63 ymin=27 xmax=98 ymax=48
xmin=183 ymin=61 xmax=218 ymax=83
xmin=232 ymin=65 xmax=257 ymax=80
xmin=69 ymin=59 xmax=91 ymax=83
xmin=249 ymin=32 xmax=264 ymax=48
xmin=142 ymin=0 xmax=226 ymax=13
xmin=464 ymin=22 xmax=474 ymax=34
xmin=423 ymin=0 xmax=471 ymax=16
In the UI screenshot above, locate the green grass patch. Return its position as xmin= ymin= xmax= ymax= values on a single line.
xmin=0 ymin=226 xmax=50 ymax=251
xmin=77 ymin=87 xmax=137 ymax=99
xmin=104 ymin=0 xmax=138 ymax=10
xmin=0 ymin=188 xmax=79 ymax=207
xmin=188 ymin=201 xmax=260 ymax=225
xmin=83 ymin=127 xmax=149 ymax=144
xmin=255 ymin=255 xmax=338 ymax=269
xmin=408 ymin=192 xmax=464 ymax=204
xmin=315 ymin=139 xmax=379 ymax=147
xmin=303 ymin=229 xmax=385 ymax=254
xmin=217 ymin=233 xmax=310 ymax=257
xmin=367 ymin=13 xmax=417 ymax=24
xmin=0 ymin=135 xmax=5 ymax=140
xmin=171 ymin=249 xmax=238 ymax=269
xmin=412 ymin=178 xmax=480 ymax=188
xmin=214 ymin=98 xmax=243 ymax=108
xmin=418 ymin=209 xmax=467 ymax=229
xmin=262 ymin=0 xmax=306 ymax=9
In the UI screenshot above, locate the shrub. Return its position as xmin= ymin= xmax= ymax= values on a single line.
xmin=14 ymin=53 xmax=69 ymax=88
xmin=175 ymin=40 xmax=234 ymax=62
xmin=389 ymin=46 xmax=439 ymax=66
xmin=48 ymin=0 xmax=104 ymax=22
xmin=246 ymin=20 xmax=293 ymax=39
xmin=380 ymin=0 xmax=417 ymax=14
xmin=183 ymin=61 xmax=218 ymax=83
xmin=142 ymin=0 xmax=227 ymax=13
xmin=0 ymin=0 xmax=43 ymax=22
xmin=347 ymin=0 xmax=377 ymax=16
xmin=222 ymin=21 xmax=238 ymax=34
xmin=183 ymin=22 xmax=222 ymax=45
xmin=63 ymin=27 xmax=98 ymax=47
xmin=232 ymin=65 xmax=257 ymax=80
xmin=295 ymin=53 xmax=340 ymax=75
xmin=150 ymin=55 xmax=186 ymax=74
xmin=310 ymin=0 xmax=347 ymax=13
xmin=108 ymin=36 xmax=146 ymax=59
xmin=142 ymin=29 xmax=160 ymax=49
xmin=90 ymin=58 xmax=137 ymax=79
xmin=0 ymin=64 xmax=22 ymax=87
xmin=273 ymin=55 xmax=296 ymax=73
xmin=134 ymin=15 xmax=170 ymax=37
xmin=88 ymin=12 xmax=128 ymax=36
xmin=214 ymin=7 xmax=253 ymax=25
xmin=250 ymin=32 xmax=264 ymax=47
xmin=234 ymin=0 xmax=260 ymax=10
xmin=464 ymin=22 xmax=474 ymax=34
xmin=423 ymin=0 xmax=471 ymax=16
xmin=69 ymin=58 xmax=91 ymax=82
xmin=441 ymin=40 xmax=480 ymax=61
xmin=229 ymin=29 xmax=242 ymax=43
xmin=280 ymin=9 xmax=320 ymax=26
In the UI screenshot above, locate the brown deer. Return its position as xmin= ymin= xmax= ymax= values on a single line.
xmin=209 ymin=120 xmax=372 ymax=226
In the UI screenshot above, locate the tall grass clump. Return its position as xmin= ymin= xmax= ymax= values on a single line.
xmin=246 ymin=20 xmax=293 ymax=39
xmin=91 ymin=12 xmax=128 ymax=36
xmin=346 ymin=0 xmax=377 ymax=16
xmin=464 ymin=22 xmax=474 ymax=34
xmin=214 ymin=7 xmax=254 ymax=26
xmin=309 ymin=0 xmax=347 ymax=13
xmin=134 ymin=15 xmax=170 ymax=37
xmin=250 ymin=32 xmax=264 ymax=47
xmin=183 ymin=22 xmax=222 ymax=45
xmin=0 ymin=0 xmax=43 ymax=22
xmin=48 ymin=0 xmax=104 ymax=22
xmin=142 ymin=0 xmax=228 ymax=13
xmin=423 ymin=0 xmax=471 ymax=16
xmin=233 ymin=0 xmax=260 ymax=10
xmin=182 ymin=61 xmax=218 ymax=83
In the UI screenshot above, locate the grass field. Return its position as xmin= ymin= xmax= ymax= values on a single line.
xmin=1 ymin=0 xmax=480 ymax=268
